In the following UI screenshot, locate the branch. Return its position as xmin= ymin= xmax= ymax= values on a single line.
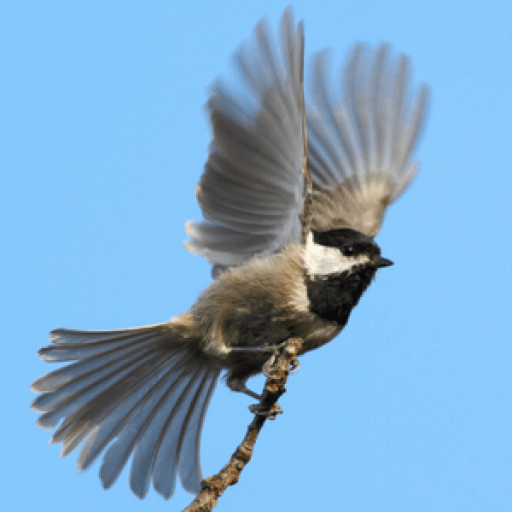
xmin=182 ymin=337 xmax=303 ymax=512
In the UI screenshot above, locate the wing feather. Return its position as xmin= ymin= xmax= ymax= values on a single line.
xmin=307 ymin=44 xmax=429 ymax=236
xmin=186 ymin=8 xmax=305 ymax=271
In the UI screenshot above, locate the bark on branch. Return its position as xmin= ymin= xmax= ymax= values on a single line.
xmin=182 ymin=337 xmax=303 ymax=512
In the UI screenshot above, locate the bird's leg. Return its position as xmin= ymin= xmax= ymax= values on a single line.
xmin=227 ymin=343 xmax=284 ymax=357
xmin=226 ymin=375 xmax=261 ymax=399
xmin=226 ymin=375 xmax=283 ymax=418
xmin=226 ymin=339 xmax=300 ymax=419
xmin=238 ymin=385 xmax=261 ymax=401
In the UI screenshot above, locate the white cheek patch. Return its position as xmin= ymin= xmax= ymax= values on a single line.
xmin=304 ymin=232 xmax=370 ymax=277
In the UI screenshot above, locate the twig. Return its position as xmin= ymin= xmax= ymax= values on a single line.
xmin=182 ymin=337 xmax=303 ymax=512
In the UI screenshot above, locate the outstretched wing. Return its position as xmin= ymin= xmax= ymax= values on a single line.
xmin=185 ymin=9 xmax=306 ymax=273
xmin=307 ymin=44 xmax=429 ymax=237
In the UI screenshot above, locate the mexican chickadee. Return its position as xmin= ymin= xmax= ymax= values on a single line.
xmin=31 ymin=9 xmax=429 ymax=501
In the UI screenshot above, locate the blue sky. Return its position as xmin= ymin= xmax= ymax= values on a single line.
xmin=1 ymin=1 xmax=511 ymax=511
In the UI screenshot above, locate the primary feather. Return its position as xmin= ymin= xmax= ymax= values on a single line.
xmin=308 ymin=44 xmax=429 ymax=236
xmin=185 ymin=9 xmax=306 ymax=271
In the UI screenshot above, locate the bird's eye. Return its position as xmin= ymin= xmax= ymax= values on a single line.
xmin=342 ymin=245 xmax=354 ymax=257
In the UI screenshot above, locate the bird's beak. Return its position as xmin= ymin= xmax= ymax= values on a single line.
xmin=376 ymin=257 xmax=394 ymax=268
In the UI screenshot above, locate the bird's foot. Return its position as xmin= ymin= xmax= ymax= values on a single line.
xmin=262 ymin=342 xmax=300 ymax=378
xmin=249 ymin=401 xmax=283 ymax=419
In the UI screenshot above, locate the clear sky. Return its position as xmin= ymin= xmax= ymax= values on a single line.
xmin=2 ymin=1 xmax=511 ymax=511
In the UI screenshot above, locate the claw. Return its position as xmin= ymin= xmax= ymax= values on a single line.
xmin=262 ymin=353 xmax=278 ymax=378
xmin=290 ymin=356 xmax=300 ymax=374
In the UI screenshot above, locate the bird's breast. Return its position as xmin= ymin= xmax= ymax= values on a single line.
xmin=306 ymin=267 xmax=377 ymax=325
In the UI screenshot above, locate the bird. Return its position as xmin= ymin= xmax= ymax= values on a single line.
xmin=31 ymin=8 xmax=429 ymax=501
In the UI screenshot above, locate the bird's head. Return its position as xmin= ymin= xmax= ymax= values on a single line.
xmin=303 ymin=228 xmax=393 ymax=279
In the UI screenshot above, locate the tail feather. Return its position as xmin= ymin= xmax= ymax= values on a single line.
xmin=39 ymin=329 xmax=160 ymax=362
xmin=31 ymin=348 xmax=157 ymax=413
xmin=152 ymin=368 xmax=216 ymax=498
xmin=34 ymin=350 xmax=159 ymax=431
xmin=99 ymin=361 xmax=192 ymax=490
xmin=77 ymin=354 xmax=178 ymax=471
xmin=31 ymin=334 xmax=161 ymax=394
xmin=50 ymin=325 xmax=163 ymax=344
xmin=31 ymin=323 xmax=221 ymax=499
xmin=54 ymin=351 xmax=167 ymax=453
xmin=178 ymin=371 xmax=217 ymax=493
xmin=129 ymin=365 xmax=205 ymax=499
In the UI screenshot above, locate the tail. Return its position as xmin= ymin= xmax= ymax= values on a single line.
xmin=31 ymin=322 xmax=221 ymax=499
